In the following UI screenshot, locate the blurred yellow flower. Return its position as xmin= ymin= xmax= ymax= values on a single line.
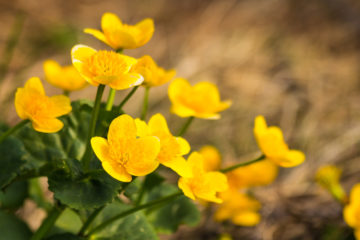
xmin=15 ymin=77 xmax=72 ymax=133
xmin=178 ymin=152 xmax=228 ymax=203
xmin=168 ymin=78 xmax=231 ymax=119
xmin=43 ymin=60 xmax=88 ymax=91
xmin=226 ymin=159 xmax=278 ymax=189
xmin=91 ymin=114 xmax=160 ymax=182
xmin=132 ymin=55 xmax=176 ymax=87
xmin=316 ymin=165 xmax=346 ymax=203
xmin=84 ymin=12 xmax=154 ymax=50
xmin=344 ymin=184 xmax=360 ymax=240
xmin=254 ymin=115 xmax=305 ymax=167
xmin=135 ymin=113 xmax=191 ymax=177
xmin=199 ymin=145 xmax=222 ymax=172
xmin=71 ymin=44 xmax=143 ymax=89
xmin=214 ymin=188 xmax=261 ymax=226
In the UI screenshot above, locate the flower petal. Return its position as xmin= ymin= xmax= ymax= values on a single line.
xmin=71 ymin=44 xmax=98 ymax=86
xmin=14 ymin=88 xmax=29 ymax=119
xmin=91 ymin=137 xmax=110 ymax=163
xmin=232 ymin=211 xmax=261 ymax=226
xmin=276 ymin=150 xmax=305 ymax=168
xmin=84 ymin=28 xmax=111 ymax=46
xmin=168 ymin=78 xmax=191 ymax=103
xmin=31 ymin=117 xmax=64 ymax=133
xmin=101 ymin=12 xmax=122 ymax=34
xmin=148 ymin=113 xmax=170 ymax=135
xmin=49 ymin=95 xmax=72 ymax=117
xmin=135 ymin=18 xmax=154 ymax=46
xmin=108 ymin=73 xmax=144 ymax=90
xmin=24 ymin=77 xmax=45 ymax=95
xmin=102 ymin=161 xmax=132 ymax=182
xmin=125 ymin=136 xmax=160 ymax=176
xmin=178 ymin=177 xmax=196 ymax=200
xmin=134 ymin=119 xmax=150 ymax=137
xmin=161 ymin=156 xmax=192 ymax=178
xmin=108 ymin=114 xmax=137 ymax=142
xmin=43 ymin=60 xmax=62 ymax=85
xmin=176 ymin=137 xmax=191 ymax=155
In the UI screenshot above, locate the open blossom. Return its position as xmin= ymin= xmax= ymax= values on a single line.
xmin=135 ymin=113 xmax=191 ymax=177
xmin=84 ymin=12 xmax=154 ymax=50
xmin=344 ymin=184 xmax=360 ymax=240
xmin=71 ymin=44 xmax=143 ymax=89
xmin=178 ymin=152 xmax=228 ymax=203
xmin=199 ymin=145 xmax=222 ymax=172
xmin=214 ymin=188 xmax=261 ymax=226
xmin=254 ymin=115 xmax=305 ymax=167
xmin=91 ymin=114 xmax=160 ymax=182
xmin=168 ymin=78 xmax=231 ymax=119
xmin=43 ymin=60 xmax=88 ymax=91
xmin=132 ymin=55 xmax=176 ymax=87
xmin=226 ymin=159 xmax=278 ymax=189
xmin=15 ymin=77 xmax=72 ymax=133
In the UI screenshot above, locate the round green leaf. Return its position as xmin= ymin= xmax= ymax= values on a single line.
xmin=0 ymin=180 xmax=28 ymax=210
xmin=0 ymin=210 xmax=32 ymax=240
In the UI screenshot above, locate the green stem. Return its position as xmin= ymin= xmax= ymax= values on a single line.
xmin=82 ymin=85 xmax=105 ymax=170
xmin=116 ymin=86 xmax=139 ymax=113
xmin=87 ymin=192 xmax=182 ymax=237
xmin=63 ymin=90 xmax=70 ymax=97
xmin=0 ymin=119 xmax=28 ymax=144
xmin=105 ymin=88 xmax=116 ymax=111
xmin=30 ymin=204 xmax=65 ymax=240
xmin=140 ymin=87 xmax=150 ymax=120
xmin=134 ymin=179 xmax=146 ymax=206
xmin=220 ymin=155 xmax=265 ymax=173
xmin=177 ymin=117 xmax=194 ymax=136
xmin=78 ymin=206 xmax=105 ymax=236
xmin=0 ymin=12 xmax=25 ymax=82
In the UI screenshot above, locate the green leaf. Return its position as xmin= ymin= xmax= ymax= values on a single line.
xmin=145 ymin=183 xmax=201 ymax=234
xmin=48 ymin=158 xmax=122 ymax=210
xmin=0 ymin=210 xmax=32 ymax=240
xmin=45 ymin=233 xmax=83 ymax=240
xmin=0 ymin=180 xmax=28 ymax=210
xmin=89 ymin=202 xmax=159 ymax=240
xmin=47 ymin=208 xmax=82 ymax=236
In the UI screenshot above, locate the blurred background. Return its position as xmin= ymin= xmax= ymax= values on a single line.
xmin=1 ymin=0 xmax=360 ymax=239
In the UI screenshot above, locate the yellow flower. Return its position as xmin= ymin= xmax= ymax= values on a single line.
xmin=168 ymin=78 xmax=232 ymax=119
xmin=178 ymin=152 xmax=228 ymax=203
xmin=91 ymin=114 xmax=160 ymax=182
xmin=15 ymin=77 xmax=72 ymax=133
xmin=226 ymin=159 xmax=278 ymax=189
xmin=214 ymin=188 xmax=261 ymax=226
xmin=316 ymin=165 xmax=346 ymax=203
xmin=43 ymin=60 xmax=88 ymax=91
xmin=344 ymin=184 xmax=360 ymax=239
xmin=199 ymin=145 xmax=222 ymax=172
xmin=84 ymin=12 xmax=154 ymax=50
xmin=254 ymin=115 xmax=305 ymax=167
xmin=135 ymin=113 xmax=191 ymax=177
xmin=132 ymin=55 xmax=176 ymax=87
xmin=71 ymin=44 xmax=143 ymax=89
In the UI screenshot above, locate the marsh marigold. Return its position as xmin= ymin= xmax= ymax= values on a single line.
xmin=91 ymin=114 xmax=160 ymax=182
xmin=84 ymin=12 xmax=154 ymax=50
xmin=15 ymin=77 xmax=72 ymax=133
xmin=135 ymin=113 xmax=191 ymax=177
xmin=344 ymin=184 xmax=360 ymax=240
xmin=254 ymin=115 xmax=305 ymax=167
xmin=316 ymin=165 xmax=346 ymax=203
xmin=43 ymin=60 xmax=88 ymax=91
xmin=71 ymin=44 xmax=143 ymax=89
xmin=132 ymin=55 xmax=176 ymax=87
xmin=215 ymin=188 xmax=261 ymax=226
xmin=178 ymin=152 xmax=228 ymax=203
xmin=168 ymin=78 xmax=231 ymax=119
xmin=199 ymin=145 xmax=222 ymax=172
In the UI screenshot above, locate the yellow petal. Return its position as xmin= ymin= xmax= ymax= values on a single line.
xmin=31 ymin=117 xmax=64 ymax=133
xmin=344 ymin=205 xmax=357 ymax=227
xmin=125 ymin=136 xmax=160 ymax=176
xmin=161 ymin=156 xmax=192 ymax=177
xmin=110 ymin=31 xmax=137 ymax=49
xmin=102 ymin=161 xmax=132 ymax=182
xmin=14 ymin=88 xmax=28 ymax=119
xmin=108 ymin=73 xmax=144 ymax=90
xmin=43 ymin=60 xmax=61 ymax=84
xmin=276 ymin=150 xmax=305 ymax=168
xmin=170 ymin=104 xmax=197 ymax=118
xmin=168 ymin=78 xmax=191 ymax=103
xmin=134 ymin=118 xmax=150 ymax=137
xmin=350 ymin=183 xmax=360 ymax=204
xmin=232 ymin=211 xmax=261 ymax=226
xmin=187 ymin=152 xmax=205 ymax=175
xmin=49 ymin=95 xmax=72 ymax=117
xmin=254 ymin=115 xmax=268 ymax=133
xmin=71 ymin=44 xmax=98 ymax=86
xmin=91 ymin=137 xmax=110 ymax=163
xmin=108 ymin=114 xmax=137 ymax=142
xmin=206 ymin=171 xmax=228 ymax=192
xmin=176 ymin=137 xmax=190 ymax=155
xmin=178 ymin=177 xmax=196 ymax=200
xmin=199 ymin=145 xmax=221 ymax=171
xmin=355 ymin=229 xmax=360 ymax=240
xmin=24 ymin=77 xmax=45 ymax=95
xmin=101 ymin=12 xmax=122 ymax=34
xmin=84 ymin=28 xmax=111 ymax=46
xmin=148 ymin=113 xmax=170 ymax=135
xmin=135 ymin=18 xmax=154 ymax=46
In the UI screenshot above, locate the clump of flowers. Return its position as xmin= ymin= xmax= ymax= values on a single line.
xmin=0 ymin=11 xmax=307 ymax=240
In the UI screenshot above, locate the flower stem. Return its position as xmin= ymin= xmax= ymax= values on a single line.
xmin=0 ymin=119 xmax=28 ymax=144
xmin=82 ymin=84 xmax=105 ymax=170
xmin=30 ymin=204 xmax=65 ymax=240
xmin=116 ymin=86 xmax=139 ymax=113
xmin=63 ymin=90 xmax=70 ymax=97
xmin=177 ymin=117 xmax=194 ymax=136
xmin=140 ymin=87 xmax=150 ymax=120
xmin=86 ymin=192 xmax=182 ymax=237
xmin=105 ymin=88 xmax=116 ymax=111
xmin=220 ymin=155 xmax=265 ymax=173
xmin=78 ymin=206 xmax=105 ymax=236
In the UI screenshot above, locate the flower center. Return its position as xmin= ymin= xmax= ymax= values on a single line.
xmin=85 ymin=50 xmax=130 ymax=77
